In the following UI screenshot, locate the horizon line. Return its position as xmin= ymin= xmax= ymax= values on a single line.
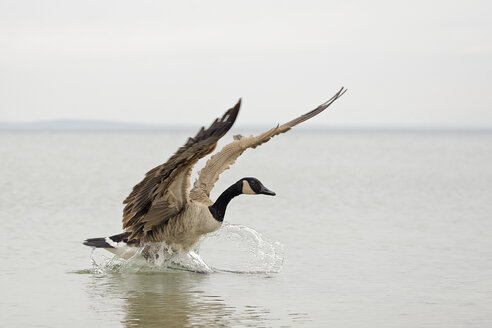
xmin=0 ymin=119 xmax=491 ymax=132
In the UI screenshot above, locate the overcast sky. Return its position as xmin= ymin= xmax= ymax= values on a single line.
xmin=0 ymin=0 xmax=490 ymax=127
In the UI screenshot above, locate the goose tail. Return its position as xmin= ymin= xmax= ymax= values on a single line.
xmin=83 ymin=232 xmax=139 ymax=259
xmin=83 ymin=237 xmax=113 ymax=248
xmin=83 ymin=232 xmax=133 ymax=248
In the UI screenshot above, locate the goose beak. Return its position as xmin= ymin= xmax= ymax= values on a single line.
xmin=259 ymin=186 xmax=276 ymax=196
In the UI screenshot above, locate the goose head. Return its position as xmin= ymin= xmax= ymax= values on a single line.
xmin=239 ymin=177 xmax=276 ymax=196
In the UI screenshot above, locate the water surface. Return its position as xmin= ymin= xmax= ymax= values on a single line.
xmin=1 ymin=129 xmax=491 ymax=327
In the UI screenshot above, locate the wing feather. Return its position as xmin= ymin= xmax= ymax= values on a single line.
xmin=190 ymin=87 xmax=346 ymax=201
xmin=123 ymin=100 xmax=241 ymax=240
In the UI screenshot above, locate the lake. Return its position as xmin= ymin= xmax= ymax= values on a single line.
xmin=1 ymin=129 xmax=491 ymax=327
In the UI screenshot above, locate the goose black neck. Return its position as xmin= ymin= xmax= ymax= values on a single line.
xmin=209 ymin=182 xmax=242 ymax=222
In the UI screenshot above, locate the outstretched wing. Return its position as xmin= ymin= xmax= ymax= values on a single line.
xmin=189 ymin=87 xmax=346 ymax=202
xmin=122 ymin=100 xmax=241 ymax=241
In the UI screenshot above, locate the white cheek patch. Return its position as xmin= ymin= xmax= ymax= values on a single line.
xmin=242 ymin=180 xmax=256 ymax=194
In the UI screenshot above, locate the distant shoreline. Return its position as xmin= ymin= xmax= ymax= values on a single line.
xmin=0 ymin=120 xmax=491 ymax=133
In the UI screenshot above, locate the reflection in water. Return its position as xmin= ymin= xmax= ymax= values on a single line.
xmin=87 ymin=272 xmax=280 ymax=328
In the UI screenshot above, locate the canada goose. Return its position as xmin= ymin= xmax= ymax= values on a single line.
xmin=84 ymin=87 xmax=346 ymax=258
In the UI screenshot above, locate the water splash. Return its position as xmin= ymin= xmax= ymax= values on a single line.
xmin=89 ymin=242 xmax=213 ymax=274
xmin=199 ymin=222 xmax=284 ymax=274
xmin=88 ymin=223 xmax=284 ymax=274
